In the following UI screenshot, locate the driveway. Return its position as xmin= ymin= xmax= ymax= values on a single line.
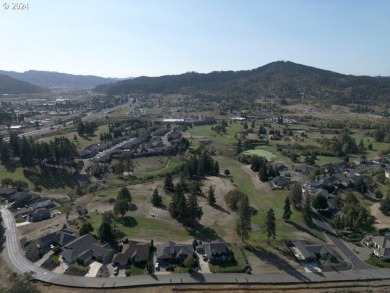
xmin=85 ymin=261 xmax=102 ymax=277
xmin=197 ymin=253 xmax=211 ymax=274
xmin=34 ymin=250 xmax=54 ymax=267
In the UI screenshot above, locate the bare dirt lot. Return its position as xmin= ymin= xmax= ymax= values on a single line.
xmin=370 ymin=203 xmax=390 ymax=229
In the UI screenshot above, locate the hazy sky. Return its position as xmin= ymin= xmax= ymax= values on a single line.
xmin=1 ymin=0 xmax=389 ymax=77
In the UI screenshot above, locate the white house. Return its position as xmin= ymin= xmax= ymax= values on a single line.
xmin=33 ymin=197 xmax=52 ymax=209
xmin=364 ymin=235 xmax=390 ymax=259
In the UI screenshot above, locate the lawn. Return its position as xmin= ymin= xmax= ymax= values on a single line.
xmin=208 ymin=244 xmax=247 ymax=272
xmin=40 ymin=124 xmax=109 ymax=150
xmin=244 ymin=147 xmax=277 ymax=161
xmin=130 ymin=262 xmax=147 ymax=275
xmin=218 ymin=156 xmax=324 ymax=245
xmin=85 ymin=212 xmax=190 ymax=242
xmin=366 ymin=255 xmax=390 ymax=268
xmin=188 ymin=123 xmax=242 ymax=155
xmin=0 ymin=165 xmax=34 ymax=189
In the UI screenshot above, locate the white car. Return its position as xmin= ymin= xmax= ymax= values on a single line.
xmin=155 ymin=262 xmax=160 ymax=271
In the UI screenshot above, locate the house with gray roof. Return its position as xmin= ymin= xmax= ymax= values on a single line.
xmin=270 ymin=176 xmax=291 ymax=189
xmin=293 ymin=241 xmax=332 ymax=262
xmin=31 ymin=208 xmax=51 ymax=222
xmin=205 ymin=239 xmax=233 ymax=263
xmin=364 ymin=235 xmax=390 ymax=259
xmin=156 ymin=240 xmax=193 ymax=264
xmin=294 ymin=165 xmax=316 ymax=175
xmin=272 ymin=162 xmax=288 ymax=172
xmin=61 ymin=234 xmax=115 ymax=265
xmin=37 ymin=229 xmax=77 ymax=252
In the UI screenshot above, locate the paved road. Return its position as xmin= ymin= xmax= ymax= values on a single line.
xmin=312 ymin=211 xmax=372 ymax=270
xmin=0 ymin=206 xmax=60 ymax=282
xmin=1 ymin=205 xmax=389 ymax=288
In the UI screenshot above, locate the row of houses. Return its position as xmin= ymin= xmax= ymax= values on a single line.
xmin=36 ymin=230 xmax=233 ymax=268
xmin=0 ymin=188 xmax=53 ymax=222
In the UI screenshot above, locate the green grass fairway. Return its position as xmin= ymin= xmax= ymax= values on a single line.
xmin=244 ymin=148 xmax=277 ymax=160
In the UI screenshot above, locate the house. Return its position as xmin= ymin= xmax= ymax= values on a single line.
xmin=33 ymin=197 xmax=52 ymax=209
xmin=61 ymin=234 xmax=115 ymax=265
xmin=293 ymin=241 xmax=332 ymax=262
xmin=270 ymin=176 xmax=291 ymax=189
xmin=294 ymin=165 xmax=315 ymax=175
xmin=0 ymin=188 xmax=16 ymax=199
xmin=205 ymin=239 xmax=233 ymax=263
xmin=10 ymin=192 xmax=31 ymax=208
xmin=112 ymin=243 xmax=150 ymax=268
xmin=37 ymin=229 xmax=77 ymax=252
xmin=156 ymin=240 xmax=193 ymax=264
xmin=364 ymin=235 xmax=390 ymax=259
xmin=31 ymin=208 xmax=51 ymax=222
xmin=272 ymin=162 xmax=289 ymax=172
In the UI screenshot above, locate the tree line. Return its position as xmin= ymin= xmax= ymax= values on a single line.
xmin=0 ymin=133 xmax=78 ymax=167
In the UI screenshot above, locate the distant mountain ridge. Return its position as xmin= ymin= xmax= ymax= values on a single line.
xmin=0 ymin=70 xmax=122 ymax=90
xmin=95 ymin=61 xmax=390 ymax=106
xmin=0 ymin=73 xmax=45 ymax=94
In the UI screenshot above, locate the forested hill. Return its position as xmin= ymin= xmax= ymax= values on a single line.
xmin=95 ymin=61 xmax=390 ymax=106
xmin=0 ymin=70 xmax=121 ymax=90
xmin=0 ymin=74 xmax=46 ymax=94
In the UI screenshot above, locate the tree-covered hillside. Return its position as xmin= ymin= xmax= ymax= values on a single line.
xmin=0 ymin=74 xmax=45 ymax=94
xmin=95 ymin=61 xmax=390 ymax=106
xmin=0 ymin=70 xmax=121 ymax=90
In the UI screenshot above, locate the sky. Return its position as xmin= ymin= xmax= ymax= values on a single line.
xmin=0 ymin=0 xmax=389 ymax=78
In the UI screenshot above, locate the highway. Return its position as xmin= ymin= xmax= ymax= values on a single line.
xmin=1 ymin=205 xmax=389 ymax=288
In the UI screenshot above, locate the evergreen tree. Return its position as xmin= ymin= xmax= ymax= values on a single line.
xmin=207 ymin=186 xmax=216 ymax=205
xmin=380 ymin=196 xmax=390 ymax=216
xmin=235 ymin=194 xmax=251 ymax=242
xmin=258 ymin=164 xmax=269 ymax=182
xmin=77 ymin=121 xmax=85 ymax=136
xmin=187 ymin=189 xmax=203 ymax=225
xmin=79 ymin=222 xmax=94 ymax=236
xmin=0 ymin=142 xmax=10 ymax=164
xmin=114 ymin=199 xmax=129 ymax=217
xmin=151 ymin=188 xmax=162 ymax=207
xmin=98 ymin=221 xmax=114 ymax=243
xmin=117 ymin=187 xmax=132 ymax=202
xmin=312 ymin=194 xmax=329 ymax=210
xmin=265 ymin=208 xmax=276 ymax=241
xmin=283 ymin=197 xmax=292 ymax=221
xmin=303 ymin=195 xmax=313 ymax=226
xmin=164 ymin=173 xmax=175 ymax=193
xmin=289 ymin=182 xmax=303 ymax=209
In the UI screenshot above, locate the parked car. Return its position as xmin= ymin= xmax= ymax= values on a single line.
xmin=155 ymin=262 xmax=160 ymax=271
xmin=113 ymin=266 xmax=119 ymax=276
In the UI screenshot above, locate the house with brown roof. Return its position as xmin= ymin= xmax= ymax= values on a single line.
xmin=156 ymin=240 xmax=193 ymax=264
xmin=112 ymin=243 xmax=150 ymax=268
